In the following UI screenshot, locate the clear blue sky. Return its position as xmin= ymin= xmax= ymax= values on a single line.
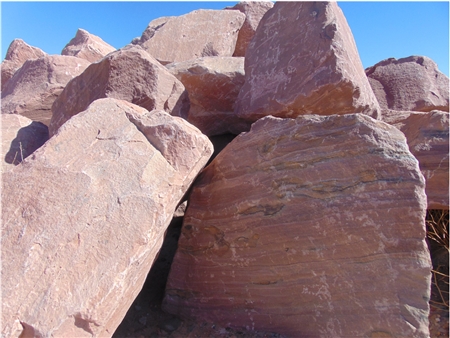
xmin=1 ymin=1 xmax=449 ymax=76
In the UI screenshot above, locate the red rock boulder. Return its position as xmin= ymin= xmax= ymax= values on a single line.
xmin=1 ymin=98 xmax=213 ymax=337
xmin=163 ymin=114 xmax=431 ymax=337
xmin=234 ymin=2 xmax=380 ymax=130
xmin=366 ymin=56 xmax=449 ymax=112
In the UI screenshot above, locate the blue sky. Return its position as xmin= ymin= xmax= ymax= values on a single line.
xmin=1 ymin=1 xmax=449 ymax=76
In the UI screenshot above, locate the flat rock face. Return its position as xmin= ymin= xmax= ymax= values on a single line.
xmin=382 ymin=109 xmax=449 ymax=209
xmin=1 ymin=114 xmax=49 ymax=173
xmin=226 ymin=1 xmax=274 ymax=57
xmin=234 ymin=2 xmax=380 ymax=129
xmin=1 ymin=55 xmax=90 ymax=125
xmin=61 ymin=28 xmax=116 ymax=62
xmin=1 ymin=39 xmax=47 ymax=90
xmin=163 ymin=114 xmax=431 ymax=337
xmin=366 ymin=56 xmax=450 ymax=112
xmin=49 ymin=45 xmax=189 ymax=136
xmin=1 ymin=98 xmax=213 ymax=338
xmin=137 ymin=9 xmax=245 ymax=64
xmin=167 ymin=56 xmax=249 ymax=136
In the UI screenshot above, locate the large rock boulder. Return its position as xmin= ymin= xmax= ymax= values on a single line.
xmin=234 ymin=2 xmax=380 ymax=130
xmin=163 ymin=114 xmax=431 ymax=337
xmin=382 ymin=109 xmax=449 ymax=209
xmin=366 ymin=56 xmax=449 ymax=112
xmin=1 ymin=39 xmax=46 ymax=90
xmin=167 ymin=56 xmax=248 ymax=136
xmin=1 ymin=98 xmax=213 ymax=337
xmin=49 ymin=45 xmax=189 ymax=136
xmin=1 ymin=55 xmax=90 ymax=125
xmin=136 ymin=9 xmax=245 ymax=64
xmin=226 ymin=1 xmax=274 ymax=57
xmin=1 ymin=114 xmax=49 ymax=173
xmin=61 ymin=28 xmax=116 ymax=62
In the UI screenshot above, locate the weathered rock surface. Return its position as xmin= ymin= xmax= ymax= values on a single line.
xmin=49 ymin=45 xmax=189 ymax=136
xmin=1 ymin=39 xmax=47 ymax=90
xmin=163 ymin=113 xmax=431 ymax=337
xmin=1 ymin=98 xmax=213 ymax=337
xmin=226 ymin=1 xmax=274 ymax=57
xmin=167 ymin=56 xmax=249 ymax=136
xmin=1 ymin=114 xmax=49 ymax=172
xmin=366 ymin=56 xmax=450 ymax=112
xmin=234 ymin=2 xmax=380 ymax=130
xmin=61 ymin=28 xmax=116 ymax=62
xmin=382 ymin=109 xmax=449 ymax=209
xmin=1 ymin=55 xmax=90 ymax=125
xmin=137 ymin=10 xmax=245 ymax=64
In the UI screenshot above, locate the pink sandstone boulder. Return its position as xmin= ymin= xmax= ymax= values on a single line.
xmin=234 ymin=2 xmax=380 ymax=130
xmin=137 ymin=10 xmax=245 ymax=64
xmin=1 ymin=55 xmax=90 ymax=125
xmin=163 ymin=113 xmax=431 ymax=337
xmin=1 ymin=114 xmax=49 ymax=172
xmin=61 ymin=28 xmax=116 ymax=63
xmin=382 ymin=109 xmax=449 ymax=209
xmin=166 ymin=56 xmax=249 ymax=136
xmin=226 ymin=1 xmax=274 ymax=57
xmin=49 ymin=44 xmax=189 ymax=136
xmin=1 ymin=98 xmax=213 ymax=338
xmin=1 ymin=39 xmax=46 ymax=90
xmin=366 ymin=56 xmax=449 ymax=112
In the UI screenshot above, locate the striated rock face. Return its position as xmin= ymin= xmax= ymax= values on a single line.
xmin=137 ymin=10 xmax=245 ymax=64
xmin=167 ymin=56 xmax=248 ymax=136
xmin=366 ymin=56 xmax=450 ymax=112
xmin=49 ymin=45 xmax=189 ymax=136
xmin=163 ymin=113 xmax=431 ymax=337
xmin=1 ymin=55 xmax=90 ymax=125
xmin=1 ymin=114 xmax=49 ymax=173
xmin=1 ymin=39 xmax=47 ymax=90
xmin=382 ymin=109 xmax=449 ymax=209
xmin=1 ymin=98 xmax=213 ymax=338
xmin=61 ymin=28 xmax=116 ymax=62
xmin=226 ymin=1 xmax=274 ymax=57
xmin=234 ymin=2 xmax=380 ymax=130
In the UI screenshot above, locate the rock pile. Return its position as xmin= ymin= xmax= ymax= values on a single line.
xmin=1 ymin=1 xmax=448 ymax=337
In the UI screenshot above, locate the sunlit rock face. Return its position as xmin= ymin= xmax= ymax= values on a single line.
xmin=61 ymin=28 xmax=115 ymax=62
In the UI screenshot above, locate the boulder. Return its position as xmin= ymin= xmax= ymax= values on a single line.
xmin=1 ymin=98 xmax=213 ymax=337
xmin=366 ymin=56 xmax=449 ymax=112
xmin=1 ymin=55 xmax=90 ymax=125
xmin=226 ymin=1 xmax=274 ymax=57
xmin=1 ymin=114 xmax=49 ymax=172
xmin=382 ymin=109 xmax=449 ymax=209
xmin=61 ymin=28 xmax=116 ymax=62
xmin=137 ymin=10 xmax=245 ymax=64
xmin=163 ymin=114 xmax=431 ymax=337
xmin=1 ymin=39 xmax=46 ymax=90
xmin=166 ymin=56 xmax=248 ymax=136
xmin=49 ymin=45 xmax=189 ymax=136
xmin=234 ymin=2 xmax=380 ymax=130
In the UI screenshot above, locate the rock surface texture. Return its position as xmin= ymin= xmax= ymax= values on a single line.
xmin=382 ymin=109 xmax=449 ymax=209
xmin=61 ymin=28 xmax=116 ymax=62
xmin=1 ymin=114 xmax=49 ymax=172
xmin=137 ymin=9 xmax=245 ymax=64
xmin=366 ymin=56 xmax=450 ymax=112
xmin=1 ymin=55 xmax=90 ymax=125
xmin=49 ymin=45 xmax=189 ymax=136
xmin=167 ymin=56 xmax=248 ymax=136
xmin=163 ymin=114 xmax=431 ymax=337
xmin=1 ymin=98 xmax=213 ymax=338
xmin=234 ymin=2 xmax=380 ymax=129
xmin=1 ymin=39 xmax=46 ymax=90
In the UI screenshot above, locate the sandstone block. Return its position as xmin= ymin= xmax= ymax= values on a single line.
xmin=49 ymin=45 xmax=189 ymax=136
xmin=1 ymin=98 xmax=213 ymax=337
xmin=163 ymin=114 xmax=431 ymax=337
